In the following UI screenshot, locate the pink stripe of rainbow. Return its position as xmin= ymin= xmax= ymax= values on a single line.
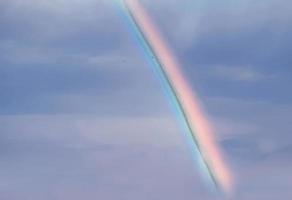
xmin=123 ymin=0 xmax=233 ymax=194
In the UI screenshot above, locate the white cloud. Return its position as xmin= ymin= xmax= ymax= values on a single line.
xmin=0 ymin=114 xmax=183 ymax=147
xmin=207 ymin=66 xmax=275 ymax=81
xmin=0 ymin=113 xmax=208 ymax=199
xmin=1 ymin=0 xmax=117 ymax=42
xmin=139 ymin=0 xmax=292 ymax=51
xmin=207 ymin=96 xmax=292 ymax=146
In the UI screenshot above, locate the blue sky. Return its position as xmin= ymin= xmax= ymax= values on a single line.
xmin=0 ymin=0 xmax=292 ymax=199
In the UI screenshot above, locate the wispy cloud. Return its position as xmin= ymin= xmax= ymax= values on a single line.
xmin=1 ymin=0 xmax=292 ymax=199
xmin=0 ymin=114 xmax=206 ymax=199
xmin=208 ymin=66 xmax=276 ymax=82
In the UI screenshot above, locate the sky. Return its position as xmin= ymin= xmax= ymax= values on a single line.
xmin=0 ymin=0 xmax=292 ymax=199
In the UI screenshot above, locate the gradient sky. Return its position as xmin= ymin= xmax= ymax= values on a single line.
xmin=0 ymin=0 xmax=292 ymax=199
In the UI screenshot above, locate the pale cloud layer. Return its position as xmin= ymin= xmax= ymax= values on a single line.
xmin=205 ymin=66 xmax=276 ymax=81
xmin=0 ymin=0 xmax=292 ymax=199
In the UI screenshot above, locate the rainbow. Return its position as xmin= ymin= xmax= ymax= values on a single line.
xmin=118 ymin=0 xmax=233 ymax=195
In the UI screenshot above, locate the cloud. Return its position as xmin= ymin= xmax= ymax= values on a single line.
xmin=0 ymin=114 xmax=208 ymax=199
xmin=1 ymin=0 xmax=292 ymax=199
xmin=207 ymin=96 xmax=292 ymax=199
xmin=0 ymin=1 xmax=129 ymax=65
xmin=208 ymin=97 xmax=292 ymax=142
xmin=142 ymin=0 xmax=292 ymax=50
xmin=0 ymin=53 xmax=168 ymax=116
xmin=207 ymin=66 xmax=275 ymax=82
xmin=0 ymin=0 xmax=111 ymax=34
